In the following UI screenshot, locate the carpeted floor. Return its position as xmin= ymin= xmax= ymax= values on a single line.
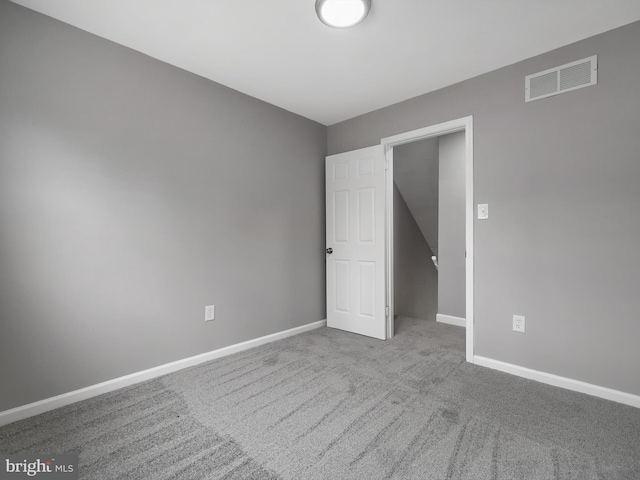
xmin=1 ymin=316 xmax=639 ymax=479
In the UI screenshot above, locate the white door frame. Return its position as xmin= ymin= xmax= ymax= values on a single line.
xmin=381 ymin=116 xmax=474 ymax=362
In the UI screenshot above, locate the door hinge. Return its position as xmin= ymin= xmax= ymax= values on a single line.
xmin=385 ymin=306 xmax=389 ymax=317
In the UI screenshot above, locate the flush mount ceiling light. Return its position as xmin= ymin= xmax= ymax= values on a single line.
xmin=316 ymin=0 xmax=371 ymax=29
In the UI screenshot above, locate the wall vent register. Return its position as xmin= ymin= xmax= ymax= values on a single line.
xmin=525 ymin=55 xmax=597 ymax=102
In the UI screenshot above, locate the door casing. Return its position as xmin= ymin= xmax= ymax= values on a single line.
xmin=381 ymin=116 xmax=474 ymax=362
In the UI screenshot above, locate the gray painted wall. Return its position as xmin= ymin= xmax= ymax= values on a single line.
xmin=328 ymin=21 xmax=640 ymax=396
xmin=393 ymin=138 xmax=439 ymax=256
xmin=393 ymin=186 xmax=437 ymax=321
xmin=438 ymin=132 xmax=466 ymax=319
xmin=0 ymin=1 xmax=326 ymax=412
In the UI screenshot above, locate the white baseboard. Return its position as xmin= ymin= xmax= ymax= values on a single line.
xmin=474 ymin=355 xmax=640 ymax=409
xmin=0 ymin=319 xmax=327 ymax=427
xmin=436 ymin=313 xmax=466 ymax=328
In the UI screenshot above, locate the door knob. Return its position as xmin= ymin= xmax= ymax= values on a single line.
xmin=326 ymin=248 xmax=333 ymax=254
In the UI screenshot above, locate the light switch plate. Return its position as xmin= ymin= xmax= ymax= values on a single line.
xmin=478 ymin=204 xmax=489 ymax=219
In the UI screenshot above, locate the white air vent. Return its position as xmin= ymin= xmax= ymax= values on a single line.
xmin=525 ymin=56 xmax=597 ymax=102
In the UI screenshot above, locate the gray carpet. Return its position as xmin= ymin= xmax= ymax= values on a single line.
xmin=1 ymin=316 xmax=639 ymax=479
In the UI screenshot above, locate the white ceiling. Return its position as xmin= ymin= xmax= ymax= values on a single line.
xmin=10 ymin=0 xmax=640 ymax=125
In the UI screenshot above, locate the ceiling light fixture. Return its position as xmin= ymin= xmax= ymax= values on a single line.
xmin=316 ymin=0 xmax=371 ymax=29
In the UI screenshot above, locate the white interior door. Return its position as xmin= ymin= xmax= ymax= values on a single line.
xmin=326 ymin=145 xmax=386 ymax=339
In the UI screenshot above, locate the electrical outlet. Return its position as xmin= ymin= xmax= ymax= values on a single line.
xmin=513 ymin=315 xmax=525 ymax=333
xmin=205 ymin=305 xmax=215 ymax=322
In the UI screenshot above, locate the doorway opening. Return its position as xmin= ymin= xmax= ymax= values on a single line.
xmin=382 ymin=116 xmax=474 ymax=362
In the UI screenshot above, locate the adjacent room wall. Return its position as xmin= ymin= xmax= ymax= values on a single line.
xmin=393 ymin=137 xmax=439 ymax=256
xmin=328 ymin=21 xmax=640 ymax=396
xmin=394 ymin=133 xmax=465 ymax=322
xmin=0 ymin=1 xmax=327 ymax=412
xmin=393 ymin=185 xmax=437 ymax=321
xmin=438 ymin=132 xmax=466 ymax=319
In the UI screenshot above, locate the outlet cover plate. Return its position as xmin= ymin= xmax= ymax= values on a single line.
xmin=205 ymin=305 xmax=215 ymax=322
xmin=513 ymin=315 xmax=525 ymax=333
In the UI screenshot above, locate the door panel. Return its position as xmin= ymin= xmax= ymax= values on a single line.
xmin=333 ymin=191 xmax=349 ymax=243
xmin=358 ymin=187 xmax=375 ymax=242
xmin=334 ymin=260 xmax=350 ymax=313
xmin=326 ymin=145 xmax=386 ymax=340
